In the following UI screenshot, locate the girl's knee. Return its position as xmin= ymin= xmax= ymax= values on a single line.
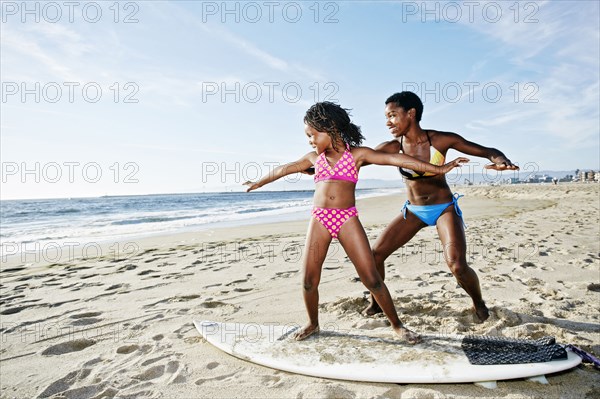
xmin=302 ymin=275 xmax=319 ymax=291
xmin=362 ymin=275 xmax=383 ymax=292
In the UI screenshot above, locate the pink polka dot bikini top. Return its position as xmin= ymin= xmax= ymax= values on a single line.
xmin=314 ymin=145 xmax=359 ymax=184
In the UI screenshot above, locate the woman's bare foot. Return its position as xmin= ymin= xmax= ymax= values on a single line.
xmin=362 ymin=301 xmax=383 ymax=317
xmin=474 ymin=302 xmax=490 ymax=323
xmin=293 ymin=324 xmax=320 ymax=341
xmin=394 ymin=326 xmax=422 ymax=344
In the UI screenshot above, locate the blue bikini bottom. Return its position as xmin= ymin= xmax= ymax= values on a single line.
xmin=402 ymin=193 xmax=465 ymax=227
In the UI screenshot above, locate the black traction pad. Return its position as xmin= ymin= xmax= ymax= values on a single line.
xmin=462 ymin=335 xmax=567 ymax=365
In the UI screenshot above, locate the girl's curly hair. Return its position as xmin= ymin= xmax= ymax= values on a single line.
xmin=304 ymin=102 xmax=364 ymax=151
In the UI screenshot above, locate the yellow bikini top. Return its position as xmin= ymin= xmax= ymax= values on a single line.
xmin=398 ymin=131 xmax=445 ymax=180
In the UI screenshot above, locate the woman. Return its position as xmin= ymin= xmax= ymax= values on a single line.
xmin=364 ymin=91 xmax=519 ymax=322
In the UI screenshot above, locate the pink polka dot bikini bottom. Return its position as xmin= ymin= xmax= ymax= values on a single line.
xmin=311 ymin=206 xmax=358 ymax=238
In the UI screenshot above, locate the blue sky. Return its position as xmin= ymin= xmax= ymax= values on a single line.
xmin=1 ymin=0 xmax=599 ymax=199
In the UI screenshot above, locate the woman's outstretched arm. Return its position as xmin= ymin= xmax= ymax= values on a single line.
xmin=442 ymin=132 xmax=519 ymax=170
xmin=355 ymin=147 xmax=468 ymax=175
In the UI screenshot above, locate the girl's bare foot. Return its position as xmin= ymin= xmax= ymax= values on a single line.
xmin=362 ymin=301 xmax=383 ymax=317
xmin=394 ymin=326 xmax=421 ymax=344
xmin=293 ymin=324 xmax=320 ymax=341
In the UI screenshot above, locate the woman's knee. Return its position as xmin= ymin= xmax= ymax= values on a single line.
xmin=442 ymin=243 xmax=467 ymax=273
xmin=372 ymin=245 xmax=388 ymax=264
xmin=446 ymin=257 xmax=469 ymax=276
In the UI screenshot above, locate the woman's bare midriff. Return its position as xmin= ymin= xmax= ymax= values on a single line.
xmin=405 ymin=175 xmax=454 ymax=205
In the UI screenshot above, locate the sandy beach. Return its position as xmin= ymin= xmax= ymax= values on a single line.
xmin=1 ymin=183 xmax=599 ymax=399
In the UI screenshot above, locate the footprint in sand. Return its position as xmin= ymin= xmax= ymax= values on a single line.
xmin=0 ymin=305 xmax=31 ymax=315
xmin=441 ymin=282 xmax=461 ymax=291
xmin=200 ymin=301 xmax=229 ymax=309
xmin=42 ymin=278 xmax=63 ymax=287
xmin=198 ymin=300 xmax=239 ymax=314
xmin=36 ymin=336 xmax=188 ymax=396
xmin=141 ymin=355 xmax=171 ymax=367
xmin=233 ymin=287 xmax=253 ymax=293
xmin=117 ymin=264 xmax=137 ymax=272
xmin=105 ymin=284 xmax=125 ymax=291
xmin=261 ymin=374 xmax=284 ymax=388
xmin=354 ymin=319 xmax=390 ymax=330
xmin=323 ymin=297 xmax=368 ymax=316
xmin=587 ymin=283 xmax=600 ymax=292
xmin=70 ymin=317 xmax=103 ymax=326
xmin=180 ymin=260 xmax=200 ymax=269
xmin=1 ymin=266 xmax=27 ymax=274
xmin=204 ymin=283 xmax=222 ymax=289
xmin=174 ymin=295 xmax=201 ymax=302
xmin=36 ymin=368 xmax=94 ymax=398
xmin=164 ymin=272 xmax=194 ymax=280
xmin=117 ymin=344 xmax=139 ymax=354
xmin=271 ymin=270 xmax=297 ymax=280
xmin=491 ymin=307 xmax=522 ymax=327
xmin=80 ymin=274 xmax=99 ymax=280
xmin=226 ymin=279 xmax=249 ymax=286
xmin=118 ymin=354 xmax=185 ymax=384
xmin=206 ymin=361 xmax=219 ymax=370
xmin=0 ymin=294 xmax=26 ymax=304
xmin=520 ymin=262 xmax=536 ymax=269
xmin=158 ymin=261 xmax=176 ymax=267
xmin=42 ymin=339 xmax=96 ymax=356
xmin=194 ymin=372 xmax=237 ymax=385
xmin=137 ymin=269 xmax=157 ymax=276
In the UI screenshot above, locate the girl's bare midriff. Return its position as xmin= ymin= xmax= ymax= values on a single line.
xmin=313 ymin=180 xmax=356 ymax=209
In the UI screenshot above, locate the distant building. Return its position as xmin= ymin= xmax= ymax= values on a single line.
xmin=576 ymin=169 xmax=600 ymax=182
xmin=560 ymin=174 xmax=574 ymax=182
xmin=516 ymin=170 xmax=598 ymax=184
xmin=525 ymin=174 xmax=553 ymax=183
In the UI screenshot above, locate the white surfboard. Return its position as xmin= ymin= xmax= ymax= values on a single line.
xmin=193 ymin=320 xmax=581 ymax=386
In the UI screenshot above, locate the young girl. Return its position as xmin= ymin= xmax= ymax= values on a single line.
xmin=244 ymin=102 xmax=468 ymax=343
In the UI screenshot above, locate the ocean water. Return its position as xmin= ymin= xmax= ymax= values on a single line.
xmin=0 ymin=189 xmax=397 ymax=257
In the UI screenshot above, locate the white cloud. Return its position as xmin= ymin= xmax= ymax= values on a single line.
xmin=455 ymin=1 xmax=599 ymax=150
xmin=1 ymin=26 xmax=77 ymax=81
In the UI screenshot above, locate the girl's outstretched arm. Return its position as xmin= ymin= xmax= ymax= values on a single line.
xmin=244 ymin=153 xmax=315 ymax=192
xmin=355 ymin=147 xmax=469 ymax=175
